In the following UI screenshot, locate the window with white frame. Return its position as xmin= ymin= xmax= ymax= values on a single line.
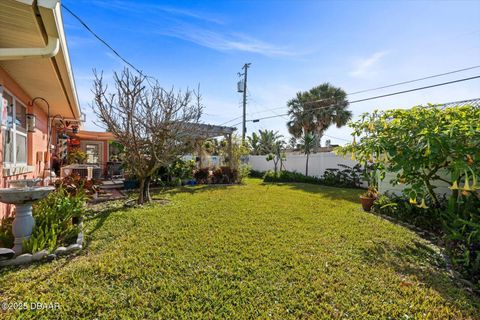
xmin=1 ymin=89 xmax=28 ymax=166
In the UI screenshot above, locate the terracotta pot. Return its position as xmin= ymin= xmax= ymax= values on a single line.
xmin=360 ymin=196 xmax=375 ymax=211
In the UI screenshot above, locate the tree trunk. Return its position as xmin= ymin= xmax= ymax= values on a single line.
xmin=137 ymin=176 xmax=152 ymax=204
xmin=143 ymin=176 xmax=152 ymax=203
xmin=305 ymin=154 xmax=309 ymax=176
xmin=138 ymin=178 xmax=145 ymax=204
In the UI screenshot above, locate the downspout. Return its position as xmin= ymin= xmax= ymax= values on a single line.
xmin=0 ymin=36 xmax=60 ymax=61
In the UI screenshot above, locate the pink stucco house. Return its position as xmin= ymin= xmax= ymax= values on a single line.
xmin=0 ymin=0 xmax=82 ymax=219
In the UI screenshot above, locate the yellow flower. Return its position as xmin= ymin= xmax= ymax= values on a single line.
xmin=418 ymin=198 xmax=429 ymax=209
xmin=449 ymin=181 xmax=459 ymax=190
xmin=471 ymin=173 xmax=477 ymax=191
xmin=409 ymin=198 xmax=417 ymax=205
xmin=463 ymin=178 xmax=472 ymax=191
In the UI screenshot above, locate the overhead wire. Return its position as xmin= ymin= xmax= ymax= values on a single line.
xmin=220 ymin=65 xmax=480 ymax=125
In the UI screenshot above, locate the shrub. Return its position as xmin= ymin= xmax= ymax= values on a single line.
xmin=372 ymin=193 xmax=444 ymax=233
xmin=337 ymin=104 xmax=480 ymax=286
xmin=320 ymin=164 xmax=364 ymax=188
xmin=55 ymin=173 xmax=99 ymax=196
xmin=443 ymin=193 xmax=480 ymax=284
xmin=0 ymin=217 xmax=14 ymax=248
xmin=193 ymin=168 xmax=210 ymax=184
xmin=155 ymin=159 xmax=196 ymax=186
xmin=263 ymin=170 xmax=322 ymax=184
xmin=23 ymin=187 xmax=86 ymax=253
xmin=249 ymin=169 xmax=265 ymax=178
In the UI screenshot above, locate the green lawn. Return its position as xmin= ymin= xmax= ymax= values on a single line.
xmin=0 ymin=179 xmax=478 ymax=319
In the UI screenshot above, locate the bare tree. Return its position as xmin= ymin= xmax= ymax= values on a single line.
xmin=92 ymin=68 xmax=203 ymax=204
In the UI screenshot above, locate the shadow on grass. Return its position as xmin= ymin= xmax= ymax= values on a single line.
xmin=359 ymin=239 xmax=480 ymax=310
xmin=159 ymin=184 xmax=237 ymax=197
xmin=260 ymin=181 xmax=362 ymax=204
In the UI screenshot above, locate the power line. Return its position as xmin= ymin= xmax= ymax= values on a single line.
xmin=221 ymin=64 xmax=480 ymax=124
xmin=245 ymin=74 xmax=480 ymax=123
xmin=62 ymin=4 xmax=145 ymax=76
xmin=348 ymin=65 xmax=480 ymax=95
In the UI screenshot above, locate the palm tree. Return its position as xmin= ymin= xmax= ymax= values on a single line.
xmin=248 ymin=129 xmax=283 ymax=155
xmin=300 ymin=133 xmax=316 ymax=176
xmin=287 ymin=83 xmax=351 ymax=151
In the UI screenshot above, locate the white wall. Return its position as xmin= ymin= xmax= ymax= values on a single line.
xmin=248 ymin=152 xmax=359 ymax=177
xmin=249 ymin=153 xmax=451 ymax=197
xmin=378 ymin=171 xmax=452 ymax=197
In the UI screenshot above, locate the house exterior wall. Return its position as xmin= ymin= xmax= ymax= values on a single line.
xmin=0 ymin=66 xmax=50 ymax=219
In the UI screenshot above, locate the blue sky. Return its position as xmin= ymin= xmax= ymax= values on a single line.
xmin=63 ymin=0 xmax=480 ymax=145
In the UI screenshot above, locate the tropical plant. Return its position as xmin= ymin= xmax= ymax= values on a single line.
xmin=336 ymin=104 xmax=480 ymax=284
xmin=55 ymin=172 xmax=99 ymax=197
xmin=287 ymin=83 xmax=351 ymax=151
xmin=0 ymin=217 xmax=14 ymax=248
xmin=263 ymin=170 xmax=322 ymax=184
xmin=67 ymin=149 xmax=88 ymax=164
xmin=336 ymin=105 xmax=479 ymax=207
xmin=219 ymin=134 xmax=250 ymax=170
xmin=23 ymin=187 xmax=86 ymax=253
xmin=299 ymin=133 xmax=316 ymax=176
xmin=248 ymin=130 xmax=284 ymax=156
xmin=321 ymin=164 xmax=364 ymax=188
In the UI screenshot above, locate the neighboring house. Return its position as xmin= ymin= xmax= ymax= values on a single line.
xmin=0 ymin=0 xmax=81 ymax=218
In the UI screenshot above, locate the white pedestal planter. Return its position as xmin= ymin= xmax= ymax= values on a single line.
xmin=0 ymin=186 xmax=55 ymax=255
xmin=11 ymin=204 xmax=36 ymax=254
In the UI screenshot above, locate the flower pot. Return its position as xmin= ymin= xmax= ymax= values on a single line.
xmin=360 ymin=196 xmax=375 ymax=211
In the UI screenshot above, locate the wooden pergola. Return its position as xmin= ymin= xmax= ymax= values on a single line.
xmin=183 ymin=123 xmax=237 ymax=169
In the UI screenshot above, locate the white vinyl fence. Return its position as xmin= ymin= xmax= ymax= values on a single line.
xmin=247 ymin=153 xmax=452 ymax=196
xmin=248 ymin=153 xmax=359 ymax=178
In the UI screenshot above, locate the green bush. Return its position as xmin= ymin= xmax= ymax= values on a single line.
xmin=320 ymin=164 xmax=364 ymax=188
xmin=263 ymin=170 xmax=323 ymax=184
xmin=237 ymin=164 xmax=251 ymax=183
xmin=23 ymin=187 xmax=86 ymax=254
xmin=249 ymin=169 xmax=265 ymax=178
xmin=372 ymin=193 xmax=444 ymax=233
xmin=443 ymin=193 xmax=480 ymax=284
xmin=337 ymin=104 xmax=480 ymax=286
xmin=0 ymin=217 xmax=14 ymax=248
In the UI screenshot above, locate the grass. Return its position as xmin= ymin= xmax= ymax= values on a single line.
xmin=0 ymin=179 xmax=478 ymax=319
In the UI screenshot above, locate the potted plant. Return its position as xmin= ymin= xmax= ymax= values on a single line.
xmin=360 ymin=186 xmax=378 ymax=211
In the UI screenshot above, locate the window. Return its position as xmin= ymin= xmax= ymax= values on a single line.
xmin=85 ymin=144 xmax=99 ymax=164
xmin=1 ymin=89 xmax=28 ymax=166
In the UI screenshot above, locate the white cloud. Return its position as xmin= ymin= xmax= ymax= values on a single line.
xmin=162 ymin=25 xmax=298 ymax=57
xmin=350 ymin=51 xmax=389 ymax=78
xmin=92 ymin=0 xmax=225 ymax=25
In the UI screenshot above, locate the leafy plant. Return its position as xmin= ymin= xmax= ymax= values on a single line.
xmin=194 ymin=168 xmax=210 ymax=184
xmin=23 ymin=187 xmax=86 ymax=253
xmin=336 ymin=105 xmax=479 ymax=207
xmin=249 ymin=170 xmax=265 ymax=178
xmin=237 ymin=164 xmax=251 ymax=183
xmin=0 ymin=217 xmax=14 ymax=248
xmin=55 ymin=172 xmax=99 ymax=197
xmin=67 ymin=148 xmax=88 ymax=164
xmin=320 ymin=164 xmax=364 ymax=188
xmin=264 ymin=170 xmax=322 ymax=185
xmin=336 ymin=104 xmax=480 ymax=283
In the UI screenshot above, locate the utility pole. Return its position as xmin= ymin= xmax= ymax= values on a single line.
xmin=238 ymin=63 xmax=251 ymax=144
